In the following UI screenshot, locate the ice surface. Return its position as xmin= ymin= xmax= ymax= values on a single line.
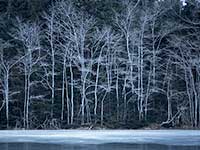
xmin=0 ymin=130 xmax=199 ymax=146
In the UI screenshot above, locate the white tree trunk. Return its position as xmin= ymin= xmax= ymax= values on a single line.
xmin=116 ymin=67 xmax=119 ymax=121
xmin=81 ymin=73 xmax=86 ymax=124
xmin=69 ymin=60 xmax=74 ymax=124
xmin=5 ymin=70 xmax=9 ymax=128
xmin=101 ymin=91 xmax=107 ymax=126
xmin=65 ymin=70 xmax=70 ymax=124
xmin=61 ymin=57 xmax=66 ymax=121
xmin=50 ymin=12 xmax=55 ymax=119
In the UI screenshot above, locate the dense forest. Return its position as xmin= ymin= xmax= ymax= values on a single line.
xmin=0 ymin=0 xmax=200 ymax=129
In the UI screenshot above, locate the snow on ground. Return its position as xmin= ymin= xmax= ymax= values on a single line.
xmin=0 ymin=130 xmax=199 ymax=146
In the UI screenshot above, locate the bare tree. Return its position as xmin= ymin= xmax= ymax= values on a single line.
xmin=53 ymin=1 xmax=96 ymax=124
xmin=14 ymin=21 xmax=41 ymax=129
xmin=0 ymin=40 xmax=11 ymax=128
xmin=167 ymin=29 xmax=200 ymax=127
xmin=0 ymin=39 xmax=27 ymax=128
xmin=43 ymin=8 xmax=57 ymax=119
xmin=52 ymin=2 xmax=76 ymax=124
xmin=114 ymin=0 xmax=139 ymax=121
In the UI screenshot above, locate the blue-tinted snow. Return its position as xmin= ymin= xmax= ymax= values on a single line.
xmin=0 ymin=130 xmax=199 ymax=146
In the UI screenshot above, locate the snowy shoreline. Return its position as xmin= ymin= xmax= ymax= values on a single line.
xmin=0 ymin=130 xmax=199 ymax=146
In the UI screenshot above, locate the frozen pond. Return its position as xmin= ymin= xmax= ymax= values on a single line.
xmin=0 ymin=130 xmax=200 ymax=150
xmin=0 ymin=143 xmax=200 ymax=150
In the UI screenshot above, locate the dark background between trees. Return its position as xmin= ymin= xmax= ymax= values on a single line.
xmin=0 ymin=0 xmax=200 ymax=129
